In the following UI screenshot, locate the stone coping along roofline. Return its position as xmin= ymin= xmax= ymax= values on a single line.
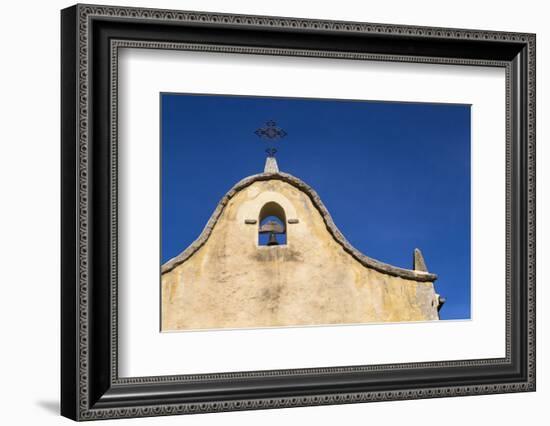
xmin=161 ymin=172 xmax=438 ymax=282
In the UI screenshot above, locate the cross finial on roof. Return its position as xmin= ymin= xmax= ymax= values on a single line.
xmin=255 ymin=120 xmax=287 ymax=158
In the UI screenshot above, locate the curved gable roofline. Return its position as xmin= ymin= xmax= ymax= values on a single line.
xmin=161 ymin=172 xmax=438 ymax=282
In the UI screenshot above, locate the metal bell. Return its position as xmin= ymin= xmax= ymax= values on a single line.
xmin=267 ymin=232 xmax=279 ymax=246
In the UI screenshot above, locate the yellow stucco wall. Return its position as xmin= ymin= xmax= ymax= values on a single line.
xmin=161 ymin=178 xmax=439 ymax=331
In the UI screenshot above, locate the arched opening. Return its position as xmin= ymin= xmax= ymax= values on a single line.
xmin=258 ymin=202 xmax=287 ymax=246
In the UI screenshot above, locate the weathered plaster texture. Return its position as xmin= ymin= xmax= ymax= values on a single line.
xmin=162 ymin=174 xmax=440 ymax=331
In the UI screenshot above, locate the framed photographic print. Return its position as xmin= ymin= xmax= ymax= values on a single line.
xmin=61 ymin=4 xmax=536 ymax=421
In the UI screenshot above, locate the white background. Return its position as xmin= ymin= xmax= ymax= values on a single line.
xmin=119 ymin=49 xmax=505 ymax=377
xmin=0 ymin=0 xmax=547 ymax=425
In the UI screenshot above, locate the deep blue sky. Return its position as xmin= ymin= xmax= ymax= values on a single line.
xmin=161 ymin=93 xmax=471 ymax=320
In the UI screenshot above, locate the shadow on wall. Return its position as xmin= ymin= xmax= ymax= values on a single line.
xmin=35 ymin=400 xmax=59 ymax=416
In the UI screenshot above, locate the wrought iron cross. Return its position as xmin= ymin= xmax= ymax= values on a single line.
xmin=254 ymin=120 xmax=287 ymax=157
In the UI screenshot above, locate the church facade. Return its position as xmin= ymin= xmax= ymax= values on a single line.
xmin=161 ymin=156 xmax=443 ymax=331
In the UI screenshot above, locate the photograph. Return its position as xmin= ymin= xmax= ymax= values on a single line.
xmin=160 ymin=94 xmax=471 ymax=331
xmin=58 ymin=4 xmax=536 ymax=420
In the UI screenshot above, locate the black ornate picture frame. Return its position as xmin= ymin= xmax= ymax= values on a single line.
xmin=61 ymin=4 xmax=536 ymax=421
